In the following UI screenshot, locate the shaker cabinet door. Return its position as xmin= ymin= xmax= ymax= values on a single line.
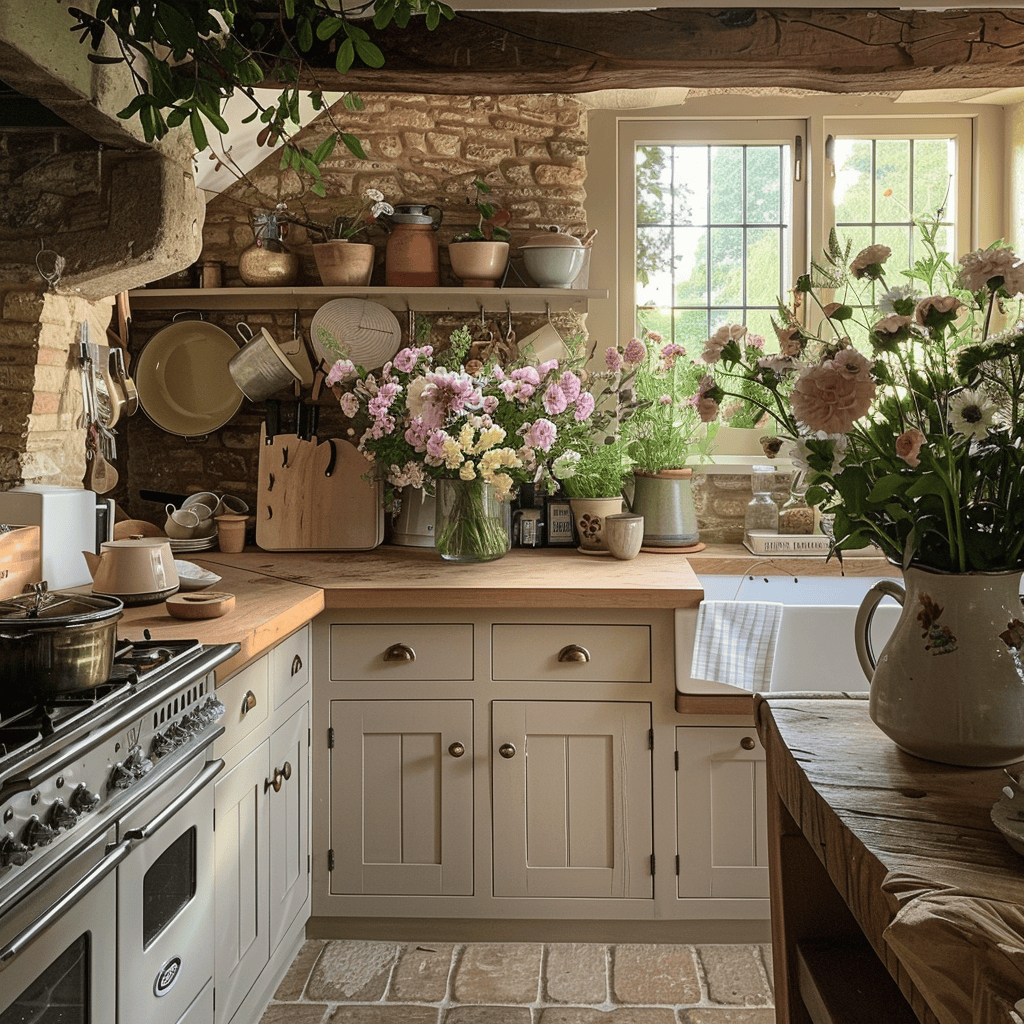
xmin=329 ymin=699 xmax=474 ymax=896
xmin=676 ymin=726 xmax=769 ymax=899
xmin=491 ymin=700 xmax=653 ymax=899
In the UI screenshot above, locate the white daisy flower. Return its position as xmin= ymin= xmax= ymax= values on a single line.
xmin=949 ymin=389 xmax=1000 ymax=440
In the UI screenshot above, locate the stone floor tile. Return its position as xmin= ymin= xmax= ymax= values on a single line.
xmin=390 ymin=943 xmax=456 ymax=1002
xmin=328 ymin=1006 xmax=440 ymax=1024
xmin=275 ymin=939 xmax=328 ymax=1001
xmin=757 ymin=946 xmax=773 ymax=995
xmin=679 ymin=1010 xmax=776 ymax=1024
xmin=544 ymin=943 xmax=609 ymax=1004
xmin=259 ymin=1004 xmax=330 ymax=1024
xmin=452 ymin=943 xmax=543 ymax=1004
xmin=306 ymin=940 xmax=402 ymax=1001
xmin=443 ymin=1006 xmax=533 ymax=1024
xmin=539 ymin=1007 xmax=677 ymax=1024
xmin=696 ymin=946 xmax=772 ymax=1006
xmin=611 ymin=945 xmax=701 ymax=1006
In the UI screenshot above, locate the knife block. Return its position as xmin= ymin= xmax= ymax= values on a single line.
xmin=255 ymin=427 xmax=383 ymax=551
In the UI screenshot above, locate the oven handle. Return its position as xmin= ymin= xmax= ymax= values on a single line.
xmin=122 ymin=758 xmax=224 ymax=845
xmin=0 ymin=838 xmax=131 ymax=971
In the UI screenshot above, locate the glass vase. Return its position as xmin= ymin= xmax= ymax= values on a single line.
xmin=434 ymin=477 xmax=510 ymax=563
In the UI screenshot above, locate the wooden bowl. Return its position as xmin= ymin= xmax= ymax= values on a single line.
xmin=165 ymin=591 xmax=235 ymax=620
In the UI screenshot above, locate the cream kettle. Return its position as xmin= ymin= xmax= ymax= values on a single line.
xmin=83 ymin=537 xmax=180 ymax=605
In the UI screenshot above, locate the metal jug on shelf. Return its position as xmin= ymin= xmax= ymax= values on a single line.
xmin=383 ymin=203 xmax=443 ymax=287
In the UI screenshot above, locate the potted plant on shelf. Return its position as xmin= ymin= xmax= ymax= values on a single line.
xmin=448 ymin=179 xmax=512 ymax=287
xmin=557 ymin=438 xmax=633 ymax=553
xmin=602 ymin=330 xmax=714 ymax=549
xmin=311 ymin=189 xmax=394 ymax=287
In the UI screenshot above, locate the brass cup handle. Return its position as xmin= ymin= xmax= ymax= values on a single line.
xmin=241 ymin=690 xmax=257 ymax=715
xmin=498 ymin=743 xmax=517 ymax=759
xmin=383 ymin=643 xmax=416 ymax=663
xmin=448 ymin=742 xmax=466 ymax=758
xmin=557 ymin=644 xmax=591 ymax=663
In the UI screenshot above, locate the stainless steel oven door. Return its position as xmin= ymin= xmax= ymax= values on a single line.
xmin=117 ymin=755 xmax=223 ymax=1024
xmin=0 ymin=823 xmax=121 ymax=1023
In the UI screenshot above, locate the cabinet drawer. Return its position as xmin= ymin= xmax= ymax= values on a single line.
xmin=329 ymin=623 xmax=474 ymax=681
xmin=491 ymin=624 xmax=650 ymax=682
xmin=272 ymin=625 xmax=310 ymax=708
xmin=216 ymin=656 xmax=269 ymax=752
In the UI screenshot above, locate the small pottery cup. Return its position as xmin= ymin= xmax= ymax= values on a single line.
xmin=604 ymin=513 xmax=645 ymax=561
xmin=218 ymin=494 xmax=249 ymax=516
xmin=215 ymin=513 xmax=248 ymax=553
xmin=164 ymin=504 xmax=202 ymax=539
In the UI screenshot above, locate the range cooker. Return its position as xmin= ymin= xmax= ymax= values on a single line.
xmin=0 ymin=634 xmax=238 ymax=1024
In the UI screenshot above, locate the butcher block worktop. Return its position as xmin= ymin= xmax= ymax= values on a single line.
xmin=111 ymin=542 xmax=893 ymax=679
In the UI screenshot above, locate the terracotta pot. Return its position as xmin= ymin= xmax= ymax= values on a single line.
xmin=856 ymin=565 xmax=1024 ymax=766
xmin=449 ymin=241 xmax=509 ymax=287
xmin=313 ymin=240 xmax=375 ymax=287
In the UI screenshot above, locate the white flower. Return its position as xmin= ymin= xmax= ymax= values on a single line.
xmin=406 ymin=377 xmax=431 ymax=419
xmin=949 ymin=389 xmax=1000 ymax=440
xmin=957 ymin=247 xmax=1022 ymax=293
xmin=552 ymin=450 xmax=582 ymax=479
xmin=877 ymin=284 xmax=919 ymax=315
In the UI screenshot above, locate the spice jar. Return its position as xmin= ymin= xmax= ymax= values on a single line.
xmin=779 ymin=472 xmax=814 ymax=534
xmin=744 ymin=465 xmax=779 ymax=536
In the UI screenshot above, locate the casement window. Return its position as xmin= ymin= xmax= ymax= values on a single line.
xmin=619 ymin=116 xmax=973 ymax=346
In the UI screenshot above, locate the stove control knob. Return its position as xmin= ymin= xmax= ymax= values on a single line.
xmin=166 ymin=722 xmax=189 ymax=747
xmin=124 ymin=745 xmax=154 ymax=779
xmin=151 ymin=731 xmax=176 ymax=759
xmin=49 ymin=799 xmax=79 ymax=831
xmin=23 ymin=815 xmax=58 ymax=849
xmin=202 ymin=695 xmax=226 ymax=722
xmin=69 ymin=784 xmax=100 ymax=815
xmin=0 ymin=833 xmax=31 ymax=869
xmin=108 ymin=761 xmax=135 ymax=791
xmin=179 ymin=712 xmax=202 ymax=736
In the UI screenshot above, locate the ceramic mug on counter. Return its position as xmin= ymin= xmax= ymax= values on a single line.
xmin=603 ymin=513 xmax=645 ymax=561
xmin=164 ymin=505 xmax=202 ymax=539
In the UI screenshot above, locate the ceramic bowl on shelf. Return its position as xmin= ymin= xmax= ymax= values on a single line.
xmin=521 ymin=244 xmax=586 ymax=288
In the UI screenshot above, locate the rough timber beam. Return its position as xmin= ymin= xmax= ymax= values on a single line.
xmin=273 ymin=8 xmax=1024 ymax=95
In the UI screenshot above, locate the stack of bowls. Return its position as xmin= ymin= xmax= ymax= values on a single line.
xmin=520 ymin=231 xmax=586 ymax=288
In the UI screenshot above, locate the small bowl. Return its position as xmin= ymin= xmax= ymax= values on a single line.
xmin=521 ymin=245 xmax=586 ymax=288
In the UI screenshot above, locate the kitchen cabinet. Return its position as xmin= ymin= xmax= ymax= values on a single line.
xmin=213 ymin=626 xmax=311 ymax=1024
xmin=328 ymin=699 xmax=474 ymax=896
xmin=675 ymin=726 xmax=769 ymax=899
xmin=492 ymin=700 xmax=653 ymax=899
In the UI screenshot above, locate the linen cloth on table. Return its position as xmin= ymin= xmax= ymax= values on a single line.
xmin=688 ymin=601 xmax=784 ymax=691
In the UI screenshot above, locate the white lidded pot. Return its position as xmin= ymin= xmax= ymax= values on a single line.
xmin=83 ymin=537 xmax=180 ymax=606
xmin=519 ymin=230 xmax=586 ymax=288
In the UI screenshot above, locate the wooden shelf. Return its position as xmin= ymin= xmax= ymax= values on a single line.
xmin=127 ymin=286 xmax=606 ymax=315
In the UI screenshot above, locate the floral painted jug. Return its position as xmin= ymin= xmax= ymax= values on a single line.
xmin=856 ymin=566 xmax=1024 ymax=767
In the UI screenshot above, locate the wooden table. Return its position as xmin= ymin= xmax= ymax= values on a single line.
xmin=755 ymin=694 xmax=1024 ymax=1024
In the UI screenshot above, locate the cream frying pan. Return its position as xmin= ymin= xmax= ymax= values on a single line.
xmin=135 ymin=320 xmax=244 ymax=438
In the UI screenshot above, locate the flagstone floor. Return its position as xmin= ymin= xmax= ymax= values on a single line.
xmin=258 ymin=940 xmax=776 ymax=1024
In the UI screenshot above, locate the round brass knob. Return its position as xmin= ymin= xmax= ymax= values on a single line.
xmin=498 ymin=743 xmax=517 ymax=759
xmin=265 ymin=769 xmax=283 ymax=793
xmin=740 ymin=736 xmax=756 ymax=751
xmin=448 ymin=742 xmax=466 ymax=758
xmin=557 ymin=644 xmax=591 ymax=663
xmin=383 ymin=643 xmax=416 ymax=663
xmin=281 ymin=761 xmax=292 ymax=780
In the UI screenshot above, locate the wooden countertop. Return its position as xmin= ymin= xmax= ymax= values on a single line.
xmin=755 ymin=694 xmax=1024 ymax=1024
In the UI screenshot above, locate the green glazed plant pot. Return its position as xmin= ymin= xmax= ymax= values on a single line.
xmin=629 ymin=468 xmax=699 ymax=548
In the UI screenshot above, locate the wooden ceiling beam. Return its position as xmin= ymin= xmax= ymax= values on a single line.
xmin=274 ymin=7 xmax=1024 ymax=95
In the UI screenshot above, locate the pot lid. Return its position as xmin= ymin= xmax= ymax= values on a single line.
xmin=521 ymin=231 xmax=583 ymax=248
xmin=0 ymin=583 xmax=123 ymax=623
xmin=387 ymin=203 xmax=443 ymax=226
xmin=101 ymin=537 xmax=172 ymax=551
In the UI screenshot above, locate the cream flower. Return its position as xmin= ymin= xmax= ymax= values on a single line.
xmin=957 ymin=247 xmax=1021 ymax=293
xmin=702 ymin=323 xmax=746 ymax=364
xmin=458 ymin=461 xmax=477 ymax=481
xmin=850 ymin=244 xmax=891 ymax=280
xmin=914 ymin=295 xmax=962 ymax=329
xmin=790 ymin=359 xmax=877 ymax=434
xmin=949 ymin=389 xmax=999 ymax=440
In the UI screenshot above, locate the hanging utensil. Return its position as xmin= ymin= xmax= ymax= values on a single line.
xmin=280 ymin=310 xmax=314 ymax=388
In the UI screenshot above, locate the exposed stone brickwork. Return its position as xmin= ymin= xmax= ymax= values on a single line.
xmin=693 ymin=472 xmax=794 ymax=545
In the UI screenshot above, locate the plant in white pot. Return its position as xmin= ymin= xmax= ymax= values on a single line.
xmin=448 ymin=179 xmax=512 ymax=287
xmin=557 ymin=439 xmax=633 ymax=553
xmin=311 ymin=189 xmax=394 ymax=287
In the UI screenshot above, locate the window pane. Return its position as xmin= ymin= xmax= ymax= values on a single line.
xmin=710 ymin=226 xmax=744 ymax=308
xmin=748 ymin=228 xmax=782 ymax=306
xmin=834 ymin=139 xmax=873 ymax=224
xmin=875 ymin=138 xmax=910 ymax=213
xmin=710 ymin=146 xmax=743 ymax=224
xmin=747 ymin=147 xmax=782 ymax=224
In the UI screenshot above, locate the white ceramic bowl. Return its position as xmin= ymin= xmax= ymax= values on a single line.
xmin=521 ymin=245 xmax=586 ymax=288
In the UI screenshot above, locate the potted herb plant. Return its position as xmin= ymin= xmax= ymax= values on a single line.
xmin=311 ymin=189 xmax=394 ymax=286
xmin=448 ymin=179 xmax=512 ymax=287
xmin=556 ymin=438 xmax=633 ymax=553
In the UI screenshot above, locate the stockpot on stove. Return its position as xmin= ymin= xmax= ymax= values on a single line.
xmin=0 ymin=584 xmax=123 ymax=698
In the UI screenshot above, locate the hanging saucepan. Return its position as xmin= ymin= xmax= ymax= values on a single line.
xmin=135 ymin=313 xmax=244 ymax=439
xmin=0 ymin=584 xmax=123 ymax=698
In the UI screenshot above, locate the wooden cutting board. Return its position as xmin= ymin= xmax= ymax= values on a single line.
xmin=255 ymin=427 xmax=384 ymax=551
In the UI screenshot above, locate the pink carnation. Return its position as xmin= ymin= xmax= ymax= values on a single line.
xmin=559 ymin=371 xmax=582 ymax=402
xmin=895 ymin=428 xmax=926 ymax=468
xmin=538 ymin=360 xmax=559 ymax=376
xmin=525 ymin=418 xmax=557 ymax=451
xmin=482 ymin=396 xmax=498 ymax=414
xmin=392 ymin=347 xmax=420 ymax=373
xmin=573 ymin=391 xmax=595 ymax=421
xmin=543 ymin=383 xmax=569 ymax=415
xmin=326 ymin=359 xmax=357 ymax=386
xmin=790 ymin=359 xmax=877 ymax=434
xmin=697 ymin=397 xmax=720 ymax=423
